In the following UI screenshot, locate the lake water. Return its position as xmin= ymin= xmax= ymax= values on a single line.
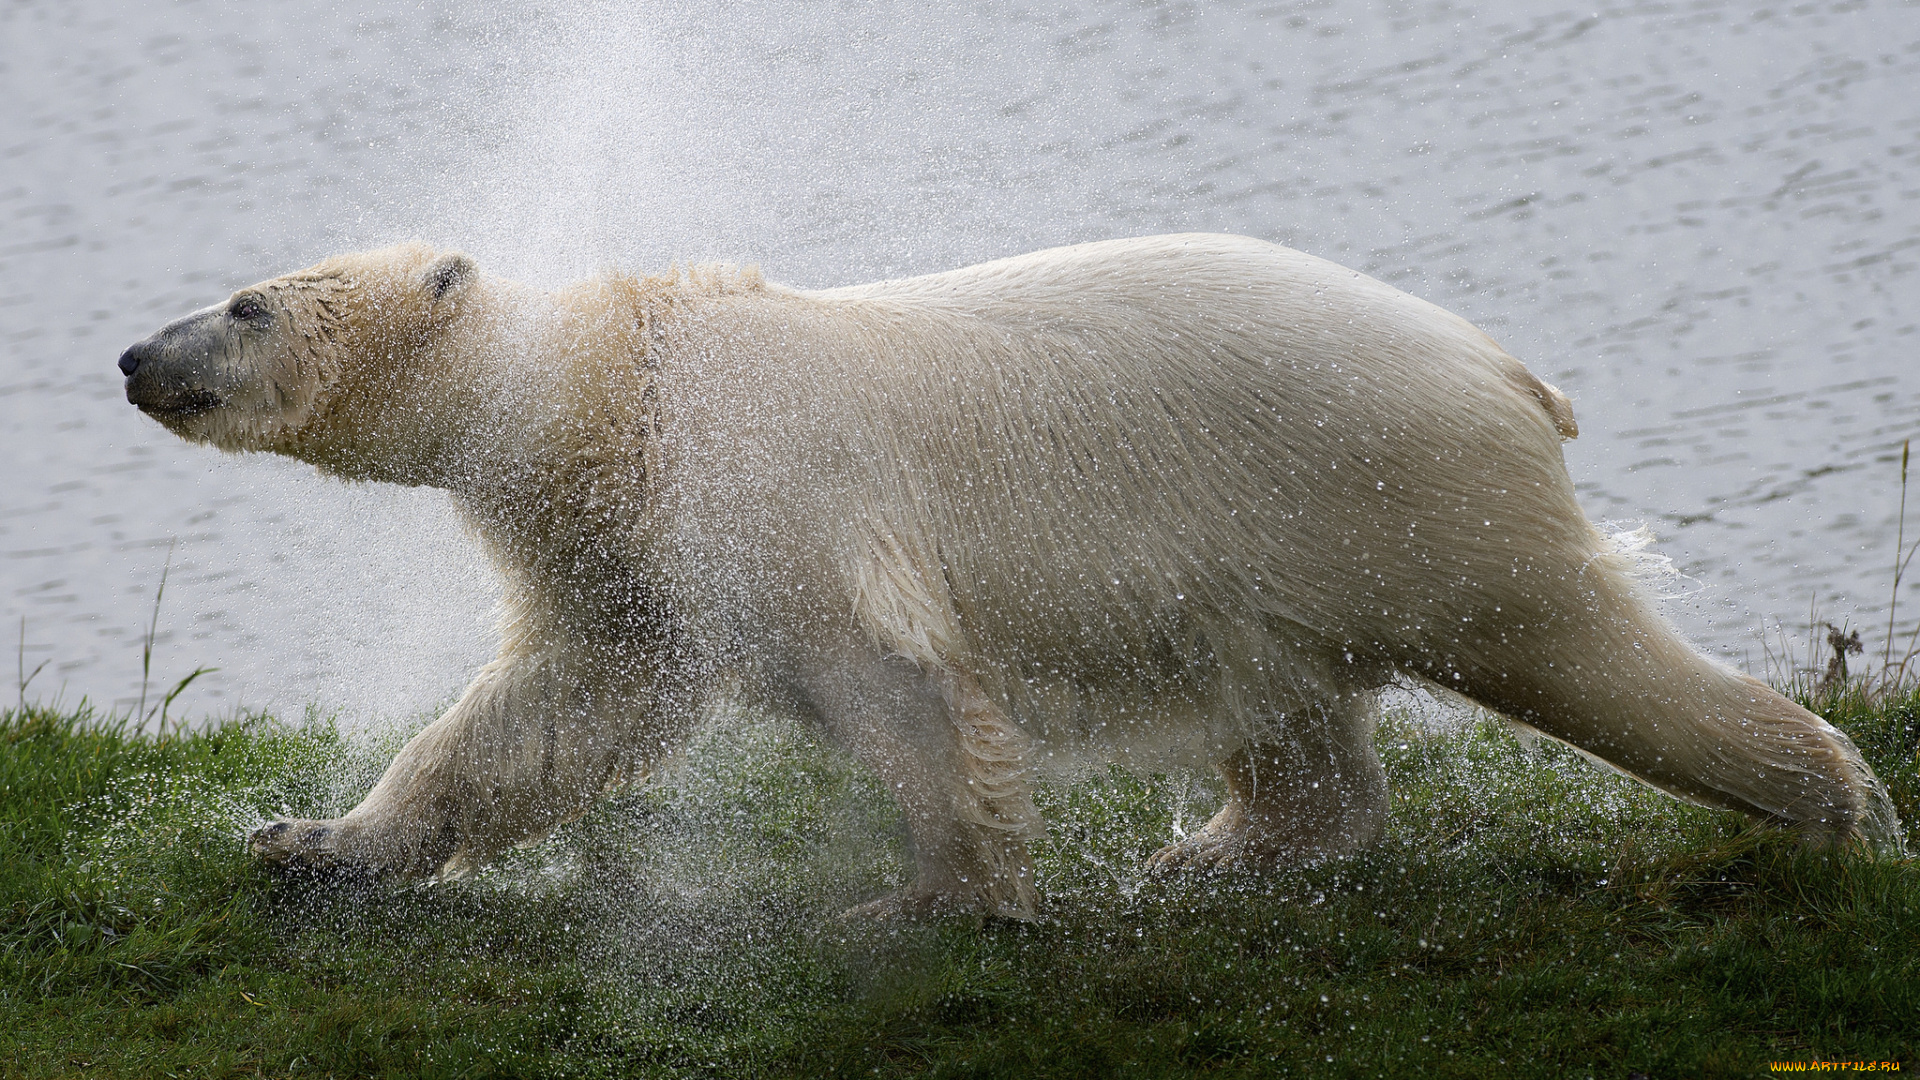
xmin=3 ymin=0 xmax=1917 ymax=724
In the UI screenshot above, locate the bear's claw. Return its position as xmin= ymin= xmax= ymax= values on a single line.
xmin=250 ymin=820 xmax=294 ymax=845
xmin=1146 ymin=826 xmax=1348 ymax=875
xmin=1146 ymin=833 xmax=1248 ymax=874
xmin=249 ymin=818 xmax=345 ymax=871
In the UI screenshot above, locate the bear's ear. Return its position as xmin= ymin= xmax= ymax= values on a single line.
xmin=422 ymin=252 xmax=476 ymax=304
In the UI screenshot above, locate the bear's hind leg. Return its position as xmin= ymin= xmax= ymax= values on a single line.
xmin=1448 ymin=569 xmax=1903 ymax=854
xmin=1148 ymin=696 xmax=1388 ymax=872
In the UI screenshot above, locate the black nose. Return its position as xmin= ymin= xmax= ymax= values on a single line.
xmin=118 ymin=342 xmax=151 ymax=377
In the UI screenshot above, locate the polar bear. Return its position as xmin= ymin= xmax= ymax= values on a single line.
xmin=119 ymin=234 xmax=1902 ymax=917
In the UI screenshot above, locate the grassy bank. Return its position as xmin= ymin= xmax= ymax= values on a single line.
xmin=2 ymin=687 xmax=1916 ymax=1079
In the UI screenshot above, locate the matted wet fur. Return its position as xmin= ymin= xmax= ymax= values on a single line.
xmin=119 ymin=233 xmax=1903 ymax=919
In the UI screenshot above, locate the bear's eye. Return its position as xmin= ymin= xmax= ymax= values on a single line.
xmin=228 ymin=296 xmax=270 ymax=324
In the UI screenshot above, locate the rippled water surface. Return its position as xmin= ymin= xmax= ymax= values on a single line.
xmin=3 ymin=0 xmax=1917 ymax=720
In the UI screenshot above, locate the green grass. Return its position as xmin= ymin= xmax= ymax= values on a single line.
xmin=2 ymin=688 xmax=1916 ymax=1079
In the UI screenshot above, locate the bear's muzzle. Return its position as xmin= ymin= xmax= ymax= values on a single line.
xmin=120 ymin=309 xmax=230 ymax=419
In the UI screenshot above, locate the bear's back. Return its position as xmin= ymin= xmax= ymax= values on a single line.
xmin=648 ymin=234 xmax=1592 ymax=703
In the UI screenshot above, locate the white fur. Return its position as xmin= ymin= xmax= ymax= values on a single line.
xmin=138 ymin=234 xmax=1900 ymax=918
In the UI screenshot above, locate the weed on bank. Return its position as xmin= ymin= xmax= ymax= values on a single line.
xmin=2 ymin=689 xmax=1915 ymax=1079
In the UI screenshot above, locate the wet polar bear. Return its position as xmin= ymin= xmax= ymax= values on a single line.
xmin=120 ymin=234 xmax=1901 ymax=918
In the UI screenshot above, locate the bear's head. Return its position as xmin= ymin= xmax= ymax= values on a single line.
xmin=120 ymin=243 xmax=480 ymax=480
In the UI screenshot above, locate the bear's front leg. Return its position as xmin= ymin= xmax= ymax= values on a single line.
xmin=252 ymin=637 xmax=667 ymax=879
xmin=800 ymin=644 xmax=1042 ymax=920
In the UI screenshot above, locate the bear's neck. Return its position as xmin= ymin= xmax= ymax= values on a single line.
xmin=443 ymin=284 xmax=665 ymax=628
